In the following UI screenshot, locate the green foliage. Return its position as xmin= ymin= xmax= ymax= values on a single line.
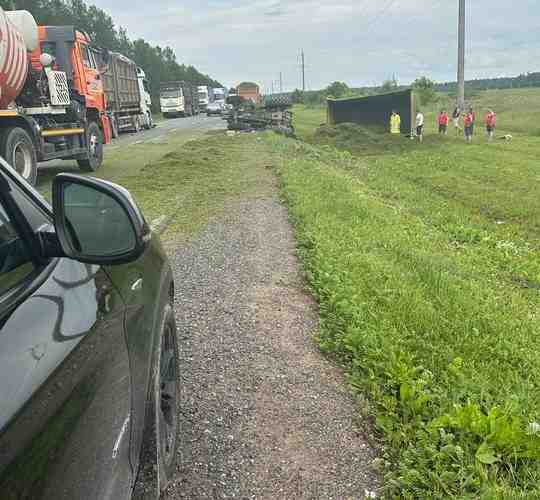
xmin=269 ymin=95 xmax=540 ymax=496
xmin=291 ymin=89 xmax=304 ymax=104
xmin=326 ymin=81 xmax=350 ymax=98
xmin=381 ymin=78 xmax=398 ymax=92
xmin=413 ymin=76 xmax=437 ymax=106
xmin=0 ymin=0 xmax=221 ymax=111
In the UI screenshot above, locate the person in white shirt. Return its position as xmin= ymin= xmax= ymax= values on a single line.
xmin=416 ymin=111 xmax=424 ymax=142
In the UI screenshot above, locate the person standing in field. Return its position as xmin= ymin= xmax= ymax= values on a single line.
xmin=416 ymin=110 xmax=424 ymax=142
xmin=463 ymin=107 xmax=475 ymax=143
xmin=485 ymin=109 xmax=497 ymax=142
xmin=452 ymin=106 xmax=461 ymax=135
xmin=438 ymin=109 xmax=449 ymax=135
xmin=390 ymin=110 xmax=401 ymax=134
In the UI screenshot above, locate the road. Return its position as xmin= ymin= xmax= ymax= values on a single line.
xmin=36 ymin=114 xmax=225 ymax=192
xmin=108 ymin=114 xmax=225 ymax=149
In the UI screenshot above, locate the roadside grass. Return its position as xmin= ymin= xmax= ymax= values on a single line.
xmin=36 ymin=128 xmax=206 ymax=199
xmin=273 ymin=89 xmax=540 ymax=497
xmin=115 ymin=132 xmax=274 ymax=241
xmin=294 ymin=87 xmax=540 ymax=140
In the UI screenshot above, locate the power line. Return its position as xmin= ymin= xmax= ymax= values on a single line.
xmin=363 ymin=0 xmax=398 ymax=35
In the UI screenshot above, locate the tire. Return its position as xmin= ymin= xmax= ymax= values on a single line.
xmin=132 ymin=115 xmax=141 ymax=133
xmin=1 ymin=127 xmax=38 ymax=185
xmin=131 ymin=303 xmax=179 ymax=498
xmin=145 ymin=303 xmax=179 ymax=492
xmin=111 ymin=116 xmax=119 ymax=139
xmin=157 ymin=304 xmax=179 ymax=489
xmin=77 ymin=121 xmax=103 ymax=172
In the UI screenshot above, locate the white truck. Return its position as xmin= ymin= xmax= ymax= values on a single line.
xmin=137 ymin=67 xmax=153 ymax=128
xmin=197 ymin=85 xmax=209 ymax=112
xmin=212 ymin=87 xmax=226 ymax=104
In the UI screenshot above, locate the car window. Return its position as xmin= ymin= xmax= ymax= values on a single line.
xmin=0 ymin=203 xmax=34 ymax=296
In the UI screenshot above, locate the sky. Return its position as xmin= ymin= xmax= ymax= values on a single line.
xmin=90 ymin=0 xmax=540 ymax=91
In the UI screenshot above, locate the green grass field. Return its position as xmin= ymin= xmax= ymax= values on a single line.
xmin=270 ymin=89 xmax=540 ymax=497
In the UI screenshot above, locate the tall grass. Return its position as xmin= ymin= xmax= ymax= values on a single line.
xmin=274 ymin=88 xmax=540 ymax=497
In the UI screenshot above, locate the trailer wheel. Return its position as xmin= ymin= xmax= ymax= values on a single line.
xmin=132 ymin=115 xmax=141 ymax=133
xmin=111 ymin=116 xmax=119 ymax=139
xmin=1 ymin=127 xmax=38 ymax=185
xmin=77 ymin=122 xmax=103 ymax=172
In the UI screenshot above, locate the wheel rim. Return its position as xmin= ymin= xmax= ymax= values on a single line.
xmin=159 ymin=324 xmax=178 ymax=467
xmin=13 ymin=141 xmax=32 ymax=179
xmin=89 ymin=130 xmax=102 ymax=162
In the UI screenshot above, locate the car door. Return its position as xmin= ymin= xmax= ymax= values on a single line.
xmin=0 ymin=170 xmax=134 ymax=499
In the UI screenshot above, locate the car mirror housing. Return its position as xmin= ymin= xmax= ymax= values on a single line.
xmin=52 ymin=173 xmax=150 ymax=265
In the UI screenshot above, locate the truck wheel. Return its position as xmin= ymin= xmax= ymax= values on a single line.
xmin=77 ymin=122 xmax=103 ymax=172
xmin=1 ymin=127 xmax=38 ymax=185
xmin=111 ymin=117 xmax=119 ymax=139
xmin=133 ymin=115 xmax=141 ymax=133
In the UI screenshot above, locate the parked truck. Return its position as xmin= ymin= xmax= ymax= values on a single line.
xmin=160 ymin=81 xmax=198 ymax=117
xmin=211 ymin=87 xmax=226 ymax=104
xmin=0 ymin=8 xmax=112 ymax=185
xmin=197 ymin=85 xmax=209 ymax=112
xmin=101 ymin=51 xmax=153 ymax=136
xmin=137 ymin=67 xmax=153 ymax=127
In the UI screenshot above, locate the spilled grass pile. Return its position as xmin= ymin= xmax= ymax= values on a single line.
xmin=117 ymin=133 xmax=274 ymax=240
xmin=268 ymin=91 xmax=540 ymax=497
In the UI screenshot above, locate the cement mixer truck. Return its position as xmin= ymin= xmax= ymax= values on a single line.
xmin=0 ymin=8 xmax=112 ymax=185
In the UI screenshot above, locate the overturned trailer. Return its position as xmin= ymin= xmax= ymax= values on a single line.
xmin=226 ymin=92 xmax=294 ymax=136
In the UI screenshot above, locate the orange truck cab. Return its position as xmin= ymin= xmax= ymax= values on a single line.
xmin=0 ymin=7 xmax=113 ymax=185
xmin=30 ymin=26 xmax=112 ymax=145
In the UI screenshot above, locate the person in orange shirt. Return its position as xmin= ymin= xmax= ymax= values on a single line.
xmin=464 ymin=108 xmax=475 ymax=143
xmin=485 ymin=109 xmax=497 ymax=142
xmin=437 ymin=109 xmax=449 ymax=135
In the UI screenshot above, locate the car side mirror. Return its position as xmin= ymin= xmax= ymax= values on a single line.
xmin=52 ymin=173 xmax=150 ymax=265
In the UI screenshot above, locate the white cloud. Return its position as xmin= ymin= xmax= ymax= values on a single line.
xmin=89 ymin=0 xmax=540 ymax=90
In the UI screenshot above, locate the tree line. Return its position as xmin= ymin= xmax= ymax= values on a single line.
xmin=294 ymin=70 xmax=540 ymax=108
xmin=293 ymin=77 xmax=437 ymax=106
xmin=1 ymin=0 xmax=222 ymax=111
xmin=435 ymin=72 xmax=540 ymax=92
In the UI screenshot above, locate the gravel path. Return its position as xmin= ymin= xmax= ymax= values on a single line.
xmin=165 ymin=184 xmax=379 ymax=498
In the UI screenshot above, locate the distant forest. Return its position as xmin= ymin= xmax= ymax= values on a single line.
xmin=0 ymin=0 xmax=222 ymax=110
xmin=434 ymin=72 xmax=540 ymax=92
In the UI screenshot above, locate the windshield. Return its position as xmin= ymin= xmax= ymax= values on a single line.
xmin=198 ymin=92 xmax=208 ymax=99
xmin=160 ymin=90 xmax=182 ymax=98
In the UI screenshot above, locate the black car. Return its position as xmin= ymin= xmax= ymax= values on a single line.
xmin=0 ymin=159 xmax=179 ymax=499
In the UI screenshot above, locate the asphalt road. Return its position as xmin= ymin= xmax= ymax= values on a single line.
xmin=39 ymin=114 xmax=225 ymax=170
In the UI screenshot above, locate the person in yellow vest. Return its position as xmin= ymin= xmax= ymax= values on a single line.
xmin=390 ymin=110 xmax=401 ymax=134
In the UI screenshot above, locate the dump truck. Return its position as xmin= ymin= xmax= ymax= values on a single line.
xmin=0 ymin=8 xmax=112 ymax=185
xmin=160 ymin=81 xmax=198 ymax=117
xmin=101 ymin=51 xmax=153 ymax=136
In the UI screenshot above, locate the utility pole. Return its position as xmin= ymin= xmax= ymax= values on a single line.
xmin=279 ymin=72 xmax=283 ymax=93
xmin=457 ymin=0 xmax=466 ymax=108
xmin=301 ymin=50 xmax=305 ymax=92
xmin=271 ymin=80 xmax=274 ymax=95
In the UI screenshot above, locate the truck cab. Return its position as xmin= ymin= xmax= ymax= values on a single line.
xmin=137 ymin=67 xmax=153 ymax=128
xmin=160 ymin=83 xmax=185 ymax=117
xmin=197 ymin=85 xmax=209 ymax=112
xmin=31 ymin=26 xmax=110 ymax=139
